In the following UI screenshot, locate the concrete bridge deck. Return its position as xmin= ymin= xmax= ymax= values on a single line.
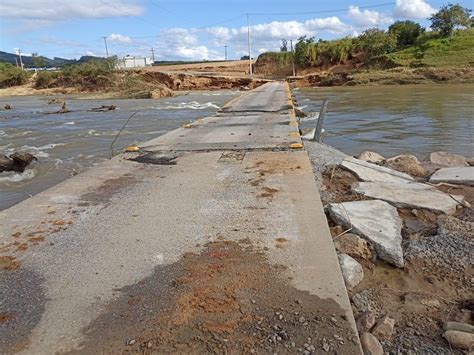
xmin=0 ymin=82 xmax=360 ymax=354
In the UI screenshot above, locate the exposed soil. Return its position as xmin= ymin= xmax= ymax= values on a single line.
xmin=73 ymin=240 xmax=358 ymax=354
xmin=321 ymin=167 xmax=365 ymax=204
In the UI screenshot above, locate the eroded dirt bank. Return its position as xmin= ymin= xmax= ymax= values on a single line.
xmin=0 ymin=70 xmax=269 ymax=99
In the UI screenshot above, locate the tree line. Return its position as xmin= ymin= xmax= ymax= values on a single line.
xmin=277 ymin=3 xmax=472 ymax=67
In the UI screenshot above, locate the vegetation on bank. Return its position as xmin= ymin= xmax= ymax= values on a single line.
xmin=257 ymin=3 xmax=473 ymax=83
xmin=34 ymin=58 xmax=117 ymax=90
xmin=0 ymin=62 xmax=30 ymax=88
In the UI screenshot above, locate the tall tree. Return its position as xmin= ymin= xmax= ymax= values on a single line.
xmin=356 ymin=28 xmax=398 ymax=57
xmin=388 ymin=21 xmax=425 ymax=47
xmin=280 ymin=39 xmax=288 ymax=52
xmin=31 ymin=53 xmax=45 ymax=68
xmin=429 ymin=3 xmax=472 ymax=36
xmin=294 ymin=36 xmax=315 ymax=66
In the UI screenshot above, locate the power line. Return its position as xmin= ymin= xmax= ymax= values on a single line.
xmin=249 ymin=2 xmax=396 ymax=16
xmin=99 ymin=0 xmax=162 ymax=30
xmin=195 ymin=14 xmax=246 ymax=29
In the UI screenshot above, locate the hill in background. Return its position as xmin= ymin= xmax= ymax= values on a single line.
xmin=0 ymin=51 xmax=105 ymax=68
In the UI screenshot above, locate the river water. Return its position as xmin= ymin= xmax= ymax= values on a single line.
xmin=0 ymin=91 xmax=239 ymax=211
xmin=1 ymin=84 xmax=473 ymax=211
xmin=294 ymin=84 xmax=473 ymax=159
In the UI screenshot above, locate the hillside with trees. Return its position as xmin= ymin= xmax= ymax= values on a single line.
xmin=254 ymin=3 xmax=473 ymax=85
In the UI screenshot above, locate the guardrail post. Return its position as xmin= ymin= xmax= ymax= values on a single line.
xmin=312 ymin=99 xmax=328 ymax=142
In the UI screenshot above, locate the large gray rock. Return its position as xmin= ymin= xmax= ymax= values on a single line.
xmin=0 ymin=152 xmax=37 ymax=173
xmin=341 ymin=157 xmax=414 ymax=184
xmin=372 ymin=316 xmax=395 ymax=341
xmin=0 ymin=153 xmax=13 ymax=173
xmin=443 ymin=330 xmax=474 ymax=350
xmin=356 ymin=311 xmax=376 ymax=333
xmin=429 ymin=167 xmax=474 ymax=186
xmin=338 ymin=253 xmax=364 ymax=289
xmin=360 ymin=332 xmax=383 ymax=355
xmin=444 ymin=321 xmax=474 ymax=334
xmin=357 ymin=151 xmax=385 ymax=164
xmin=430 ymin=151 xmax=469 ymax=167
xmin=334 ymin=233 xmax=372 ymax=260
xmin=327 ymin=200 xmax=404 ymax=267
xmin=353 ymin=181 xmax=464 ymax=215
xmin=385 ymin=154 xmax=426 ymax=177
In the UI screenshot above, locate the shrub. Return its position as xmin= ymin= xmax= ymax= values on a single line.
xmin=0 ymin=62 xmax=29 ymax=88
xmin=34 ymin=71 xmax=61 ymax=89
xmin=356 ymin=28 xmax=398 ymax=58
xmin=388 ymin=20 xmax=425 ymax=47
xmin=34 ymin=59 xmax=117 ymax=90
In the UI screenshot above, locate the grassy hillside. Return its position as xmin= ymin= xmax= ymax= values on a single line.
xmin=256 ymin=29 xmax=473 ymax=84
xmin=380 ymin=29 xmax=474 ymax=68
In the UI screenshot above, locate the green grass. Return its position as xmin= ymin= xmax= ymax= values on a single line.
xmin=383 ymin=28 xmax=474 ymax=68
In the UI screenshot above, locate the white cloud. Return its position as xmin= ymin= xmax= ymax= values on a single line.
xmin=394 ymin=0 xmax=436 ymax=18
xmin=154 ymin=28 xmax=220 ymax=61
xmin=0 ymin=0 xmax=143 ymax=28
xmin=206 ymin=16 xmax=351 ymax=56
xmin=347 ymin=6 xmax=393 ymax=27
xmin=306 ymin=17 xmax=352 ymax=33
xmin=109 ymin=33 xmax=132 ymax=43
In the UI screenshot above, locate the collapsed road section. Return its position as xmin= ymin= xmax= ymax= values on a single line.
xmin=0 ymin=82 xmax=361 ymax=354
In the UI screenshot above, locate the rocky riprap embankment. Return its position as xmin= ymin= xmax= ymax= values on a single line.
xmin=0 ymin=152 xmax=37 ymax=173
xmin=305 ymin=143 xmax=473 ymax=354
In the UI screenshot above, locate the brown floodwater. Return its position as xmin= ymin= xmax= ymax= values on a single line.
xmin=0 ymin=91 xmax=239 ymax=211
xmin=294 ymin=84 xmax=473 ymax=159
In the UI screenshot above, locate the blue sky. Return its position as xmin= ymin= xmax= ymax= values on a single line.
xmin=0 ymin=0 xmax=471 ymax=60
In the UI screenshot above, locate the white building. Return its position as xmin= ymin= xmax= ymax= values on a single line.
xmin=117 ymin=56 xmax=154 ymax=69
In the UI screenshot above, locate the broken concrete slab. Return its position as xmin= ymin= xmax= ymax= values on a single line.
xmin=429 ymin=167 xmax=474 ymax=186
xmin=353 ymin=181 xmax=464 ymax=215
xmin=341 ymin=157 xmax=414 ymax=184
xmin=338 ymin=253 xmax=364 ymax=289
xmin=327 ymin=200 xmax=404 ymax=267
xmin=429 ymin=151 xmax=469 ymax=167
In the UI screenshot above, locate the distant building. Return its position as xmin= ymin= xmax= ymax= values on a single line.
xmin=117 ymin=55 xmax=153 ymax=69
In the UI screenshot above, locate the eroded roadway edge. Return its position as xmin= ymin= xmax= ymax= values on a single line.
xmin=0 ymin=81 xmax=361 ymax=354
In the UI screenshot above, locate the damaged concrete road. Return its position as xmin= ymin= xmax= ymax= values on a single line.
xmin=0 ymin=82 xmax=360 ymax=354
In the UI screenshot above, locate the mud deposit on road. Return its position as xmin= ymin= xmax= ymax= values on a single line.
xmin=73 ymin=241 xmax=358 ymax=354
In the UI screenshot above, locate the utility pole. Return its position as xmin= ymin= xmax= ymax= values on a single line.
xmin=102 ymin=36 xmax=109 ymax=58
xmin=246 ymin=13 xmax=253 ymax=76
xmin=290 ymin=40 xmax=296 ymax=77
xmin=17 ymin=49 xmax=24 ymax=70
xmin=150 ymin=48 xmax=155 ymax=63
xmin=224 ymin=45 xmax=228 ymax=61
